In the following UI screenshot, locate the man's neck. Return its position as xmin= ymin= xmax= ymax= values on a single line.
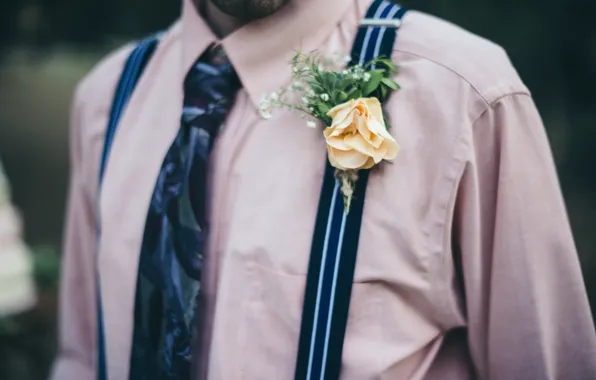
xmin=199 ymin=0 xmax=246 ymax=38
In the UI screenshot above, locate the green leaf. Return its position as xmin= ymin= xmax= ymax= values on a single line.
xmin=317 ymin=103 xmax=331 ymax=115
xmin=322 ymin=72 xmax=336 ymax=88
xmin=337 ymin=91 xmax=348 ymax=103
xmin=381 ymin=77 xmax=399 ymax=90
xmin=309 ymin=82 xmax=325 ymax=94
xmin=338 ymin=76 xmax=353 ymax=90
xmin=331 ymin=89 xmax=339 ymax=103
xmin=346 ymin=87 xmax=360 ymax=100
xmin=380 ymin=85 xmax=388 ymax=101
xmin=376 ymin=58 xmax=397 ymax=72
xmin=364 ymin=71 xmax=383 ymax=96
xmin=317 ymin=115 xmax=332 ymax=125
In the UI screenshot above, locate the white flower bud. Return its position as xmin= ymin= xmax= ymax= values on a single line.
xmin=260 ymin=110 xmax=272 ymax=120
xmin=306 ymin=120 xmax=317 ymax=128
xmin=320 ymin=93 xmax=330 ymax=101
xmin=259 ymin=102 xmax=269 ymax=112
xmin=363 ymin=72 xmax=371 ymax=82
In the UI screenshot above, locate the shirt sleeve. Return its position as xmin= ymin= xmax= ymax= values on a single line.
xmin=50 ymin=90 xmax=98 ymax=380
xmin=453 ymin=93 xmax=596 ymax=379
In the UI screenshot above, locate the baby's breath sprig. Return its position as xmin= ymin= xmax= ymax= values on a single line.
xmin=259 ymin=50 xmax=400 ymax=129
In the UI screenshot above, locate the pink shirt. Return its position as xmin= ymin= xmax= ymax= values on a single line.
xmin=51 ymin=0 xmax=596 ymax=378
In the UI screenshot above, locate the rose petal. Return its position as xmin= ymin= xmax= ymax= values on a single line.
xmin=371 ymin=118 xmax=397 ymax=144
xmin=381 ymin=138 xmax=400 ymax=160
xmin=328 ymin=109 xmax=356 ymax=135
xmin=327 ymin=99 xmax=354 ymax=119
xmin=328 ymin=146 xmax=369 ymax=170
xmin=365 ymin=117 xmax=387 ymax=136
xmin=361 ymin=156 xmax=376 ymax=169
xmin=325 ymin=136 xmax=351 ymax=151
xmin=327 ymin=146 xmax=347 ymax=170
xmin=363 ymin=97 xmax=385 ymax=125
xmin=372 ymin=145 xmax=387 ymax=163
xmin=343 ymin=133 xmax=377 ymax=159
xmin=356 ymin=113 xmax=383 ymax=148
xmin=355 ymin=112 xmax=371 ymax=140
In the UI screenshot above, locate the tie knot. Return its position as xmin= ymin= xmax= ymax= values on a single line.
xmin=205 ymin=43 xmax=229 ymax=65
xmin=184 ymin=44 xmax=241 ymax=104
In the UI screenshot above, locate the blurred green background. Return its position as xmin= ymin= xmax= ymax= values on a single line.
xmin=0 ymin=0 xmax=595 ymax=378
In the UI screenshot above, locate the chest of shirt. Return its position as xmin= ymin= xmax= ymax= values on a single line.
xmin=96 ymin=69 xmax=461 ymax=309
xmin=203 ymin=85 xmax=453 ymax=300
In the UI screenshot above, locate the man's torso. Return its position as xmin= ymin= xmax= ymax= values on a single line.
xmin=74 ymin=1 xmax=528 ymax=377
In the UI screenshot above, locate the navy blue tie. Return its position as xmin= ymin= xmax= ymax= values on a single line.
xmin=129 ymin=45 xmax=241 ymax=380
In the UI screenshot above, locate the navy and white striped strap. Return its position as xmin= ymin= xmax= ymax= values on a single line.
xmin=96 ymin=34 xmax=159 ymax=380
xmin=294 ymin=2 xmax=406 ymax=380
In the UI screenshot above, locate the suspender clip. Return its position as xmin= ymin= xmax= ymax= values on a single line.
xmin=359 ymin=18 xmax=402 ymax=28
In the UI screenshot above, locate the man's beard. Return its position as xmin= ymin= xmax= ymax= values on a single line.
xmin=210 ymin=0 xmax=290 ymax=21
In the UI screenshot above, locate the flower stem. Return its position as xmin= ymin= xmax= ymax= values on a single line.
xmin=336 ymin=169 xmax=359 ymax=213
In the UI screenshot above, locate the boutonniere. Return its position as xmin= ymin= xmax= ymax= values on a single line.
xmin=260 ymin=51 xmax=401 ymax=212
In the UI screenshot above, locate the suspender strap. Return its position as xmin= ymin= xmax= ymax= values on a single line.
xmin=294 ymin=2 xmax=406 ymax=380
xmin=96 ymin=34 xmax=159 ymax=380
xmin=98 ymin=36 xmax=159 ymax=182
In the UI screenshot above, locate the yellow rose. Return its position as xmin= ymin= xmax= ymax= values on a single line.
xmin=324 ymin=97 xmax=399 ymax=170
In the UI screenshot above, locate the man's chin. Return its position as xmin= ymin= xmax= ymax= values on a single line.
xmin=212 ymin=0 xmax=289 ymax=22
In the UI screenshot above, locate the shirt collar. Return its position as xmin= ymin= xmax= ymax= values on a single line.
xmin=181 ymin=0 xmax=356 ymax=107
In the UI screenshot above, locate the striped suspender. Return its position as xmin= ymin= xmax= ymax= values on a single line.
xmin=294 ymin=2 xmax=407 ymax=380
xmin=98 ymin=36 xmax=159 ymax=181
xmin=96 ymin=35 xmax=159 ymax=380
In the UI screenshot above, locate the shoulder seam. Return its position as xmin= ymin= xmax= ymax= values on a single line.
xmin=395 ymin=48 xmax=490 ymax=106
xmin=489 ymin=91 xmax=532 ymax=108
xmin=395 ymin=48 xmax=531 ymax=108
xmin=470 ymin=92 xmax=534 ymax=131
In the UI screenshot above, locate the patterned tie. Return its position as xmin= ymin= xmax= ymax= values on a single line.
xmin=129 ymin=45 xmax=241 ymax=380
